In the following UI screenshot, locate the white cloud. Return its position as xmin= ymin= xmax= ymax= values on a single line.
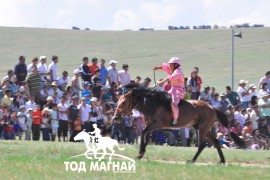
xmin=112 ymin=9 xmax=139 ymax=30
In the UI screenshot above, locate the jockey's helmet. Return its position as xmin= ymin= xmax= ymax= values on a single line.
xmin=168 ymin=57 xmax=182 ymax=65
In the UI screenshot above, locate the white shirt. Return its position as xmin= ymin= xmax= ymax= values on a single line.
xmin=211 ymin=99 xmax=221 ymax=108
xmin=25 ymin=100 xmax=36 ymax=111
xmin=250 ymin=111 xmax=258 ymax=130
xmin=237 ymin=86 xmax=250 ymax=102
xmin=27 ymin=63 xmax=34 ymax=73
xmin=48 ymin=62 xmax=58 ymax=81
xmin=37 ymin=63 xmax=48 ymax=81
xmin=57 ymin=76 xmax=70 ymax=87
xmin=155 ymin=86 xmax=165 ymax=91
xmin=107 ymin=66 xmax=118 ymax=83
xmin=78 ymin=104 xmax=91 ymax=122
xmin=118 ymin=70 xmax=131 ymax=85
xmin=259 ymin=89 xmax=270 ymax=96
xmin=248 ymin=90 xmax=260 ymax=101
xmin=234 ymin=111 xmax=246 ymax=127
xmin=58 ymin=103 xmax=69 ymax=120
xmin=48 ymin=88 xmax=63 ymax=97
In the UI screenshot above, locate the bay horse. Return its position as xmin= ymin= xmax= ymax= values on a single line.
xmin=113 ymin=84 xmax=246 ymax=164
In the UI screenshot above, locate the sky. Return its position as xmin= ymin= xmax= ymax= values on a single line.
xmin=0 ymin=0 xmax=269 ymax=30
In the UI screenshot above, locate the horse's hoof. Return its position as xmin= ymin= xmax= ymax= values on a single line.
xmin=136 ymin=155 xmax=143 ymax=160
xmin=187 ymin=160 xmax=195 ymax=164
xmin=218 ymin=161 xmax=225 ymax=165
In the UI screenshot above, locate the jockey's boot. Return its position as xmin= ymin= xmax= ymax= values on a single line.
xmin=171 ymin=103 xmax=179 ymax=125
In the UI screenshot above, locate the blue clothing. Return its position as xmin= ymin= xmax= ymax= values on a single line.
xmin=81 ymin=89 xmax=91 ymax=104
xmin=14 ymin=63 xmax=27 ymax=81
xmin=99 ymin=66 xmax=108 ymax=85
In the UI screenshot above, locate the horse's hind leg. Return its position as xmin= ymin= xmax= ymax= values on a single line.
xmin=188 ymin=129 xmax=207 ymax=163
xmin=206 ymin=131 xmax=225 ymax=164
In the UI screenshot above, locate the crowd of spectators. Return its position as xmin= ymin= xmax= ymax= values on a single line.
xmin=0 ymin=55 xmax=270 ymax=150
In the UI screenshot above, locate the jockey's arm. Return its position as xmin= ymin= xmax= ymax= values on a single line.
xmin=157 ymin=77 xmax=169 ymax=86
xmin=153 ymin=66 xmax=163 ymax=70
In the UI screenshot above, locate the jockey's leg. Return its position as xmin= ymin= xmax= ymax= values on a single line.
xmin=171 ymin=94 xmax=180 ymax=125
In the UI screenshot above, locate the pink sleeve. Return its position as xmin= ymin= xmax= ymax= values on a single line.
xmin=260 ymin=77 xmax=265 ymax=83
xmin=168 ymin=68 xmax=184 ymax=83
xmin=161 ymin=63 xmax=171 ymax=75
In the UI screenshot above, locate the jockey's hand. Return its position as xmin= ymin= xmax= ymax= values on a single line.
xmin=153 ymin=66 xmax=160 ymax=70
xmin=157 ymin=81 xmax=163 ymax=86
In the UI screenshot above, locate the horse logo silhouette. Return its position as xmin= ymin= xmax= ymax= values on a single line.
xmin=72 ymin=124 xmax=129 ymax=162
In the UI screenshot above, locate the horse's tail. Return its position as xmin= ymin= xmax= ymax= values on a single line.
xmin=214 ymin=108 xmax=247 ymax=149
xmin=115 ymin=141 xmax=125 ymax=151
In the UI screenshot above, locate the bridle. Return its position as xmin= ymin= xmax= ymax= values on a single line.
xmin=115 ymin=92 xmax=140 ymax=122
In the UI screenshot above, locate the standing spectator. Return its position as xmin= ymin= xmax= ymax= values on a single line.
xmin=88 ymin=57 xmax=99 ymax=77
xmin=68 ymin=97 xmax=79 ymax=141
xmin=99 ymin=59 xmax=109 ymax=85
xmin=259 ymin=83 xmax=270 ymax=96
xmin=17 ymin=106 xmax=27 ymax=140
xmin=25 ymin=108 xmax=33 ymax=140
xmin=259 ymin=71 xmax=270 ymax=89
xmin=26 ymin=65 xmax=41 ymax=100
xmin=225 ymin=86 xmax=240 ymax=106
xmin=187 ymin=71 xmax=198 ymax=99
xmin=19 ymin=81 xmax=30 ymax=98
xmin=27 ymin=57 xmax=39 ymax=73
xmin=14 ymin=55 xmax=27 ymax=86
xmin=48 ymin=55 xmax=58 ymax=82
xmin=199 ymin=86 xmax=211 ymax=103
xmin=78 ymin=97 xmax=91 ymax=132
xmin=141 ymin=77 xmax=152 ymax=88
xmin=25 ymin=95 xmax=36 ymax=112
xmin=107 ymin=60 xmax=118 ymax=85
xmin=41 ymin=107 xmax=51 ymax=141
xmin=71 ymin=69 xmax=83 ymax=97
xmin=89 ymin=97 xmax=100 ymax=132
xmin=57 ymin=71 xmax=70 ymax=87
xmin=1 ymin=90 xmax=12 ymax=109
xmin=50 ymin=103 xmax=59 ymax=141
xmin=70 ymin=115 xmax=82 ymax=142
xmin=92 ymin=69 xmax=103 ymax=99
xmin=193 ymin=67 xmax=202 ymax=98
xmin=40 ymin=85 xmax=49 ymax=108
xmin=1 ymin=79 xmax=12 ymax=97
xmin=118 ymin=64 xmax=131 ymax=86
xmin=57 ymin=96 xmax=69 ymax=142
xmin=80 ymin=57 xmax=91 ymax=84
xmin=32 ymin=105 xmax=43 ymax=141
xmin=220 ymin=92 xmax=229 ymax=112
xmin=81 ymin=82 xmax=92 ymax=105
xmin=258 ymin=93 xmax=270 ymax=134
xmin=37 ymin=56 xmax=49 ymax=89
xmin=1 ymin=70 xmax=16 ymax=87
xmin=237 ymin=80 xmax=251 ymax=109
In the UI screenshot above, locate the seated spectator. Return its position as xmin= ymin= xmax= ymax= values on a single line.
xmin=259 ymin=83 xmax=270 ymax=96
xmin=220 ymin=92 xmax=229 ymax=112
xmin=1 ymin=70 xmax=16 ymax=87
xmin=250 ymin=95 xmax=259 ymax=107
xmin=1 ymin=79 xmax=12 ymax=97
xmin=248 ymin=84 xmax=260 ymax=99
xmin=1 ymin=90 xmax=12 ymax=109
xmin=242 ymin=121 xmax=253 ymax=135
xmin=141 ymin=77 xmax=152 ymax=88
xmin=48 ymin=82 xmax=63 ymax=97
xmin=252 ymin=129 xmax=269 ymax=150
xmin=199 ymin=86 xmax=211 ymax=103
xmin=217 ymin=132 xmax=230 ymax=149
xmin=250 ymin=105 xmax=259 ymax=130
xmin=246 ymin=133 xmax=260 ymax=150
xmin=234 ymin=105 xmax=246 ymax=128
xmin=5 ymin=122 xmax=15 ymax=140
xmin=134 ymin=76 xmax=142 ymax=84
xmin=225 ymin=86 xmax=240 ymax=106
xmin=210 ymin=93 xmax=221 ymax=108
xmin=258 ymin=93 xmax=270 ymax=135
xmin=57 ymin=71 xmax=70 ymax=87
xmin=19 ymin=81 xmax=30 ymax=98
xmin=231 ymin=123 xmax=242 ymax=137
xmin=225 ymin=105 xmax=236 ymax=126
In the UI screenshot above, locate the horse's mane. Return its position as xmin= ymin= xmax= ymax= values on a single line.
xmin=124 ymin=83 xmax=173 ymax=117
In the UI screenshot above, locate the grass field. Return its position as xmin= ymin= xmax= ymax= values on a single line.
xmin=0 ymin=27 xmax=270 ymax=91
xmin=1 ymin=140 xmax=270 ymax=180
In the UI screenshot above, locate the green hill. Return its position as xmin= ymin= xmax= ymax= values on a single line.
xmin=0 ymin=26 xmax=269 ymax=92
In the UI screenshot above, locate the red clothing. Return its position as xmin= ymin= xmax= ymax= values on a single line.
xmin=88 ymin=64 xmax=99 ymax=77
xmin=5 ymin=126 xmax=14 ymax=133
xmin=196 ymin=75 xmax=202 ymax=91
xmin=164 ymin=83 xmax=171 ymax=92
xmin=32 ymin=110 xmax=43 ymax=125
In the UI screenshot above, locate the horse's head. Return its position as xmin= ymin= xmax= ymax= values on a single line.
xmin=74 ymin=129 xmax=88 ymax=141
xmin=113 ymin=90 xmax=136 ymax=123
